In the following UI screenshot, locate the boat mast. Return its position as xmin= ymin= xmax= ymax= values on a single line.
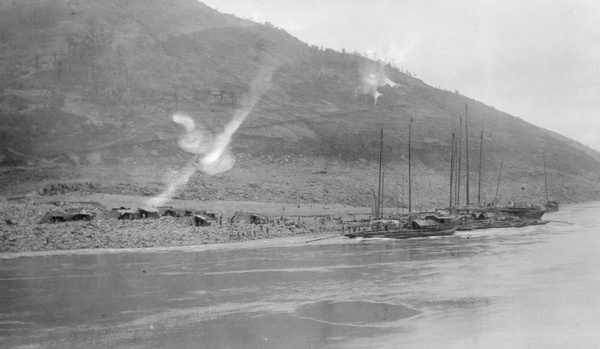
xmin=495 ymin=158 xmax=504 ymax=203
xmin=401 ymin=173 xmax=405 ymax=214
xmin=377 ymin=128 xmax=384 ymax=218
xmin=465 ymin=104 xmax=470 ymax=206
xmin=478 ymin=128 xmax=484 ymax=206
xmin=456 ymin=116 xmax=462 ymax=206
xmin=395 ymin=180 xmax=399 ymax=215
xmin=449 ymin=132 xmax=455 ymax=209
xmin=454 ymin=135 xmax=459 ymax=206
xmin=408 ymin=119 xmax=412 ymax=213
xmin=381 ymin=168 xmax=385 ymax=218
xmin=543 ymin=152 xmax=548 ymax=201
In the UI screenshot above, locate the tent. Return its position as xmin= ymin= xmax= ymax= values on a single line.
xmin=108 ymin=208 xmax=140 ymax=220
xmin=107 ymin=207 xmax=129 ymax=219
xmin=158 ymin=206 xmax=179 ymax=217
xmin=183 ymin=214 xmax=216 ymax=227
xmin=158 ymin=207 xmax=194 ymax=217
xmin=230 ymin=211 xmax=268 ymax=225
xmin=37 ymin=211 xmax=74 ymax=224
xmin=138 ymin=206 xmax=159 ymax=219
xmin=205 ymin=212 xmax=219 ymax=220
xmin=71 ymin=210 xmax=95 ymax=221
xmin=63 ymin=208 xmax=96 ymax=221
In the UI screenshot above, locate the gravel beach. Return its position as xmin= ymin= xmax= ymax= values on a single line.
xmin=0 ymin=200 xmax=340 ymax=254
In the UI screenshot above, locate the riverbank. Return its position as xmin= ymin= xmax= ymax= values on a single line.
xmin=0 ymin=199 xmax=344 ymax=254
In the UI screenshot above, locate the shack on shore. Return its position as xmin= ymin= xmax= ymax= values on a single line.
xmin=230 ymin=211 xmax=268 ymax=225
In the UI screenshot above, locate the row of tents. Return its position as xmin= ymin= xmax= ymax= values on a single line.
xmin=38 ymin=205 xmax=269 ymax=227
xmin=109 ymin=207 xmax=269 ymax=226
xmin=37 ymin=209 xmax=96 ymax=224
xmin=107 ymin=206 xmax=220 ymax=226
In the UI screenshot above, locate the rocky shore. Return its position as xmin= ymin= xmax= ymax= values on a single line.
xmin=0 ymin=200 xmax=338 ymax=253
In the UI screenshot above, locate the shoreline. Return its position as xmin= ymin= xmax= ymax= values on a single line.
xmin=0 ymin=196 xmax=348 ymax=255
xmin=0 ymin=233 xmax=346 ymax=259
xmin=2 ymin=195 xmax=585 ymax=258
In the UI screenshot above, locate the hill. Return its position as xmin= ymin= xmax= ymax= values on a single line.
xmin=2 ymin=0 xmax=600 ymax=209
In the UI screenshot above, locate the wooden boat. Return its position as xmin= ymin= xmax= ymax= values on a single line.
xmin=457 ymin=219 xmax=524 ymax=231
xmin=344 ymin=215 xmax=459 ymax=240
xmin=465 ymin=220 xmax=495 ymax=230
xmin=497 ymin=206 xmax=546 ymax=220
xmin=454 ymin=209 xmax=534 ymax=230
xmin=544 ymin=200 xmax=559 ymax=212
xmin=344 ymin=227 xmax=457 ymax=240
xmin=384 ymin=227 xmax=457 ymax=239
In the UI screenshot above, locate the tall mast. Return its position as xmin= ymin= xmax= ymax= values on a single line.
xmin=395 ymin=180 xmax=399 ymax=215
xmin=454 ymin=136 xmax=459 ymax=206
xmin=401 ymin=173 xmax=405 ymax=214
xmin=449 ymin=132 xmax=455 ymax=209
xmin=377 ymin=128 xmax=384 ymax=218
xmin=465 ymin=104 xmax=470 ymax=206
xmin=543 ymin=152 xmax=548 ymax=201
xmin=408 ymin=119 xmax=412 ymax=213
xmin=457 ymin=116 xmax=462 ymax=206
xmin=495 ymin=158 xmax=504 ymax=203
xmin=381 ymin=169 xmax=385 ymax=217
xmin=478 ymin=128 xmax=484 ymax=206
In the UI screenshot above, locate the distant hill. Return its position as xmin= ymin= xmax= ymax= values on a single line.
xmin=2 ymin=0 xmax=600 ymax=207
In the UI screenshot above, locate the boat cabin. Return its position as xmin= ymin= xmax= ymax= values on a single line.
xmin=411 ymin=215 xmax=459 ymax=230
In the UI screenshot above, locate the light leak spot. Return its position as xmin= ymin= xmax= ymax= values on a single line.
xmin=358 ymin=62 xmax=398 ymax=105
xmin=146 ymin=65 xmax=276 ymax=207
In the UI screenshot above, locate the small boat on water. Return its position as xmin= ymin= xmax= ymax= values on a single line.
xmin=383 ymin=227 xmax=457 ymax=239
xmin=452 ymin=206 xmax=551 ymax=231
xmin=495 ymin=205 xmax=546 ymax=220
xmin=544 ymin=200 xmax=559 ymax=212
xmin=457 ymin=219 xmax=548 ymax=231
xmin=344 ymin=227 xmax=457 ymax=240
xmin=456 ymin=218 xmax=524 ymax=231
xmin=344 ymin=215 xmax=460 ymax=240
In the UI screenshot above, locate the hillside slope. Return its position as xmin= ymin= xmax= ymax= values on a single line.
xmin=1 ymin=0 xmax=600 ymax=208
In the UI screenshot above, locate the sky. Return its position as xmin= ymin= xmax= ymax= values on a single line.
xmin=201 ymin=0 xmax=600 ymax=151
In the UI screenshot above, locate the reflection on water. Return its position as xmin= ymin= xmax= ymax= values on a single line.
xmin=1 ymin=202 xmax=600 ymax=348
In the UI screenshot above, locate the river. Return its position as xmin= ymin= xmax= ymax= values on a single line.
xmin=1 ymin=202 xmax=599 ymax=348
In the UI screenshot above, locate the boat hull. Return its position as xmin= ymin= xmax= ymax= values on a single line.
xmin=498 ymin=208 xmax=546 ymax=220
xmin=344 ymin=228 xmax=457 ymax=240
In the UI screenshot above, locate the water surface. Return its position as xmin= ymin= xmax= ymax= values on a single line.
xmin=1 ymin=203 xmax=599 ymax=348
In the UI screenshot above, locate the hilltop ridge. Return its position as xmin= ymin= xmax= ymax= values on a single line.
xmin=1 ymin=0 xmax=600 ymax=208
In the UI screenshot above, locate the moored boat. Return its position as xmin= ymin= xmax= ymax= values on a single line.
xmin=383 ymin=227 xmax=457 ymax=239
xmin=496 ymin=206 xmax=546 ymax=220
xmin=544 ymin=200 xmax=559 ymax=212
xmin=344 ymin=227 xmax=457 ymax=240
xmin=344 ymin=215 xmax=459 ymax=240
